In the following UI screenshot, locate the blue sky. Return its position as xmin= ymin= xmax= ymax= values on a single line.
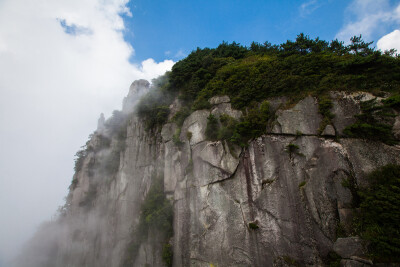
xmin=123 ymin=0 xmax=399 ymax=63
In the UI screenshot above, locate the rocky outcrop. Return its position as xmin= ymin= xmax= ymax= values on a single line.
xmin=272 ymin=96 xmax=322 ymax=135
xmin=17 ymin=89 xmax=400 ymax=267
xmin=122 ymin=79 xmax=150 ymax=113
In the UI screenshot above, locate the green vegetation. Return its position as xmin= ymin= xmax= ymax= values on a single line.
xmin=229 ymin=101 xmax=271 ymax=147
xmin=123 ymin=176 xmax=174 ymax=266
xmin=318 ymin=96 xmax=334 ymax=134
xmin=353 ymin=164 xmax=400 ymax=262
xmin=172 ymin=128 xmax=183 ymax=146
xmin=172 ymin=107 xmax=191 ymax=127
xmin=217 ymin=114 xmax=238 ymax=140
xmin=136 ymin=75 xmax=173 ymax=132
xmin=162 ymin=244 xmax=173 ymax=267
xmin=71 ymin=110 xmax=129 ymax=191
xmin=248 ymin=222 xmax=259 ymax=230
xmin=137 ymin=34 xmax=399 ymax=146
xmin=286 ymin=143 xmax=300 ymax=158
xmin=343 ymin=97 xmax=398 ymax=145
xmin=171 ymin=34 xmax=400 ymax=111
xmin=203 ymin=101 xmax=271 ymax=147
xmin=205 ymin=114 xmax=219 ymax=141
xmin=335 ymin=223 xmax=346 ymax=238
xmin=282 ymin=255 xmax=300 ymax=266
xmin=298 ymin=181 xmax=306 ymax=188
xmin=325 ymin=251 xmax=341 ymax=267
xmin=186 ymin=131 xmax=193 ymax=141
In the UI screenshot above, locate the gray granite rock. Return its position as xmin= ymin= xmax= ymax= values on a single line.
xmin=322 ymin=124 xmax=336 ymax=136
xmin=209 ymin=95 xmax=231 ymax=105
xmin=393 ymin=115 xmax=400 ymax=140
xmin=340 ymin=259 xmax=371 ymax=267
xmin=211 ymin=102 xmax=242 ymax=120
xmin=273 ymin=96 xmax=322 ymax=135
xmin=161 ymin=122 xmax=178 ymax=142
xmin=180 ymin=110 xmax=210 ymax=145
xmin=333 ymin=237 xmax=366 ymax=258
xmin=20 ymin=89 xmax=400 ymax=267
xmin=329 ymin=91 xmax=377 ymax=135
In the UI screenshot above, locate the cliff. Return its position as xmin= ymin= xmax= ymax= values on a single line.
xmin=15 ymin=80 xmax=400 ymax=267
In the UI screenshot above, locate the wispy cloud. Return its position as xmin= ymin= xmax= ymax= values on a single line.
xmin=336 ymin=0 xmax=400 ymax=43
xmin=299 ymin=0 xmax=322 ymax=17
xmin=174 ymin=49 xmax=187 ymax=59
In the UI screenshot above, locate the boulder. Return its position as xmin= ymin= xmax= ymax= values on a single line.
xmin=322 ymin=124 xmax=336 ymax=136
xmin=209 ymin=95 xmax=231 ymax=105
xmin=211 ymin=102 xmax=242 ymax=120
xmin=272 ymin=96 xmax=322 ymax=135
xmin=180 ymin=110 xmax=210 ymax=145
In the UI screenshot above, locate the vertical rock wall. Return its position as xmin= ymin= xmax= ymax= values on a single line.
xmin=16 ymin=91 xmax=400 ymax=267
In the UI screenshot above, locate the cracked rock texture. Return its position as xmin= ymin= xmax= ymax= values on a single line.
xmin=17 ymin=91 xmax=400 ymax=267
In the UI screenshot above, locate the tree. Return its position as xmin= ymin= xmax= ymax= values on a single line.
xmin=349 ymin=35 xmax=374 ymax=56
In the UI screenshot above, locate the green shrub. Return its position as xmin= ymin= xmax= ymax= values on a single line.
xmin=249 ymin=222 xmax=259 ymax=230
xmin=344 ymin=98 xmax=397 ymax=145
xmin=74 ymin=148 xmax=87 ymax=173
xmin=136 ymin=75 xmax=174 ymax=132
xmin=172 ymin=128 xmax=183 ymax=146
xmin=318 ymin=96 xmax=334 ymax=134
xmin=69 ymin=177 xmax=78 ymax=190
xmin=141 ymin=177 xmax=174 ymax=235
xmin=282 ymin=256 xmax=299 ymax=266
xmin=382 ymin=94 xmax=400 ymax=109
xmin=286 ymin=143 xmax=300 ymax=158
xmin=354 ymin=164 xmax=400 ymax=262
xmin=336 ymin=223 xmax=346 ymax=238
xmin=172 ymin=107 xmax=191 ymax=127
xmin=230 ymin=102 xmax=271 ymax=147
xmin=217 ymin=114 xmax=238 ymax=140
xmin=122 ymin=176 xmax=174 ymax=266
xmin=325 ymin=251 xmax=341 ymax=267
xmin=162 ymin=243 xmax=173 ymax=267
xmin=205 ymin=114 xmax=219 ymax=141
xmin=298 ymin=181 xmax=306 ymax=188
xmin=186 ymin=131 xmax=193 ymax=141
xmin=344 ymin=123 xmax=394 ymax=144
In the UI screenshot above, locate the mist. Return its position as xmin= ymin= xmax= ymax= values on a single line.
xmin=0 ymin=0 xmax=173 ymax=265
xmin=9 ymin=78 xmax=161 ymax=267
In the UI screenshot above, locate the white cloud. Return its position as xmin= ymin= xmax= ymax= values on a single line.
xmin=336 ymin=0 xmax=400 ymax=43
xmin=377 ymin=29 xmax=400 ymax=52
xmin=0 ymin=0 xmax=173 ymax=264
xmin=299 ymin=0 xmax=321 ymax=17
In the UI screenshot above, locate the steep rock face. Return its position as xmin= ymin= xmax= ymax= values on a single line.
xmin=17 ymin=88 xmax=400 ymax=267
xmin=162 ymin=94 xmax=400 ymax=267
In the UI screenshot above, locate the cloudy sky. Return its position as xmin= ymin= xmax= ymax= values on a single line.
xmin=0 ymin=0 xmax=399 ymax=265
